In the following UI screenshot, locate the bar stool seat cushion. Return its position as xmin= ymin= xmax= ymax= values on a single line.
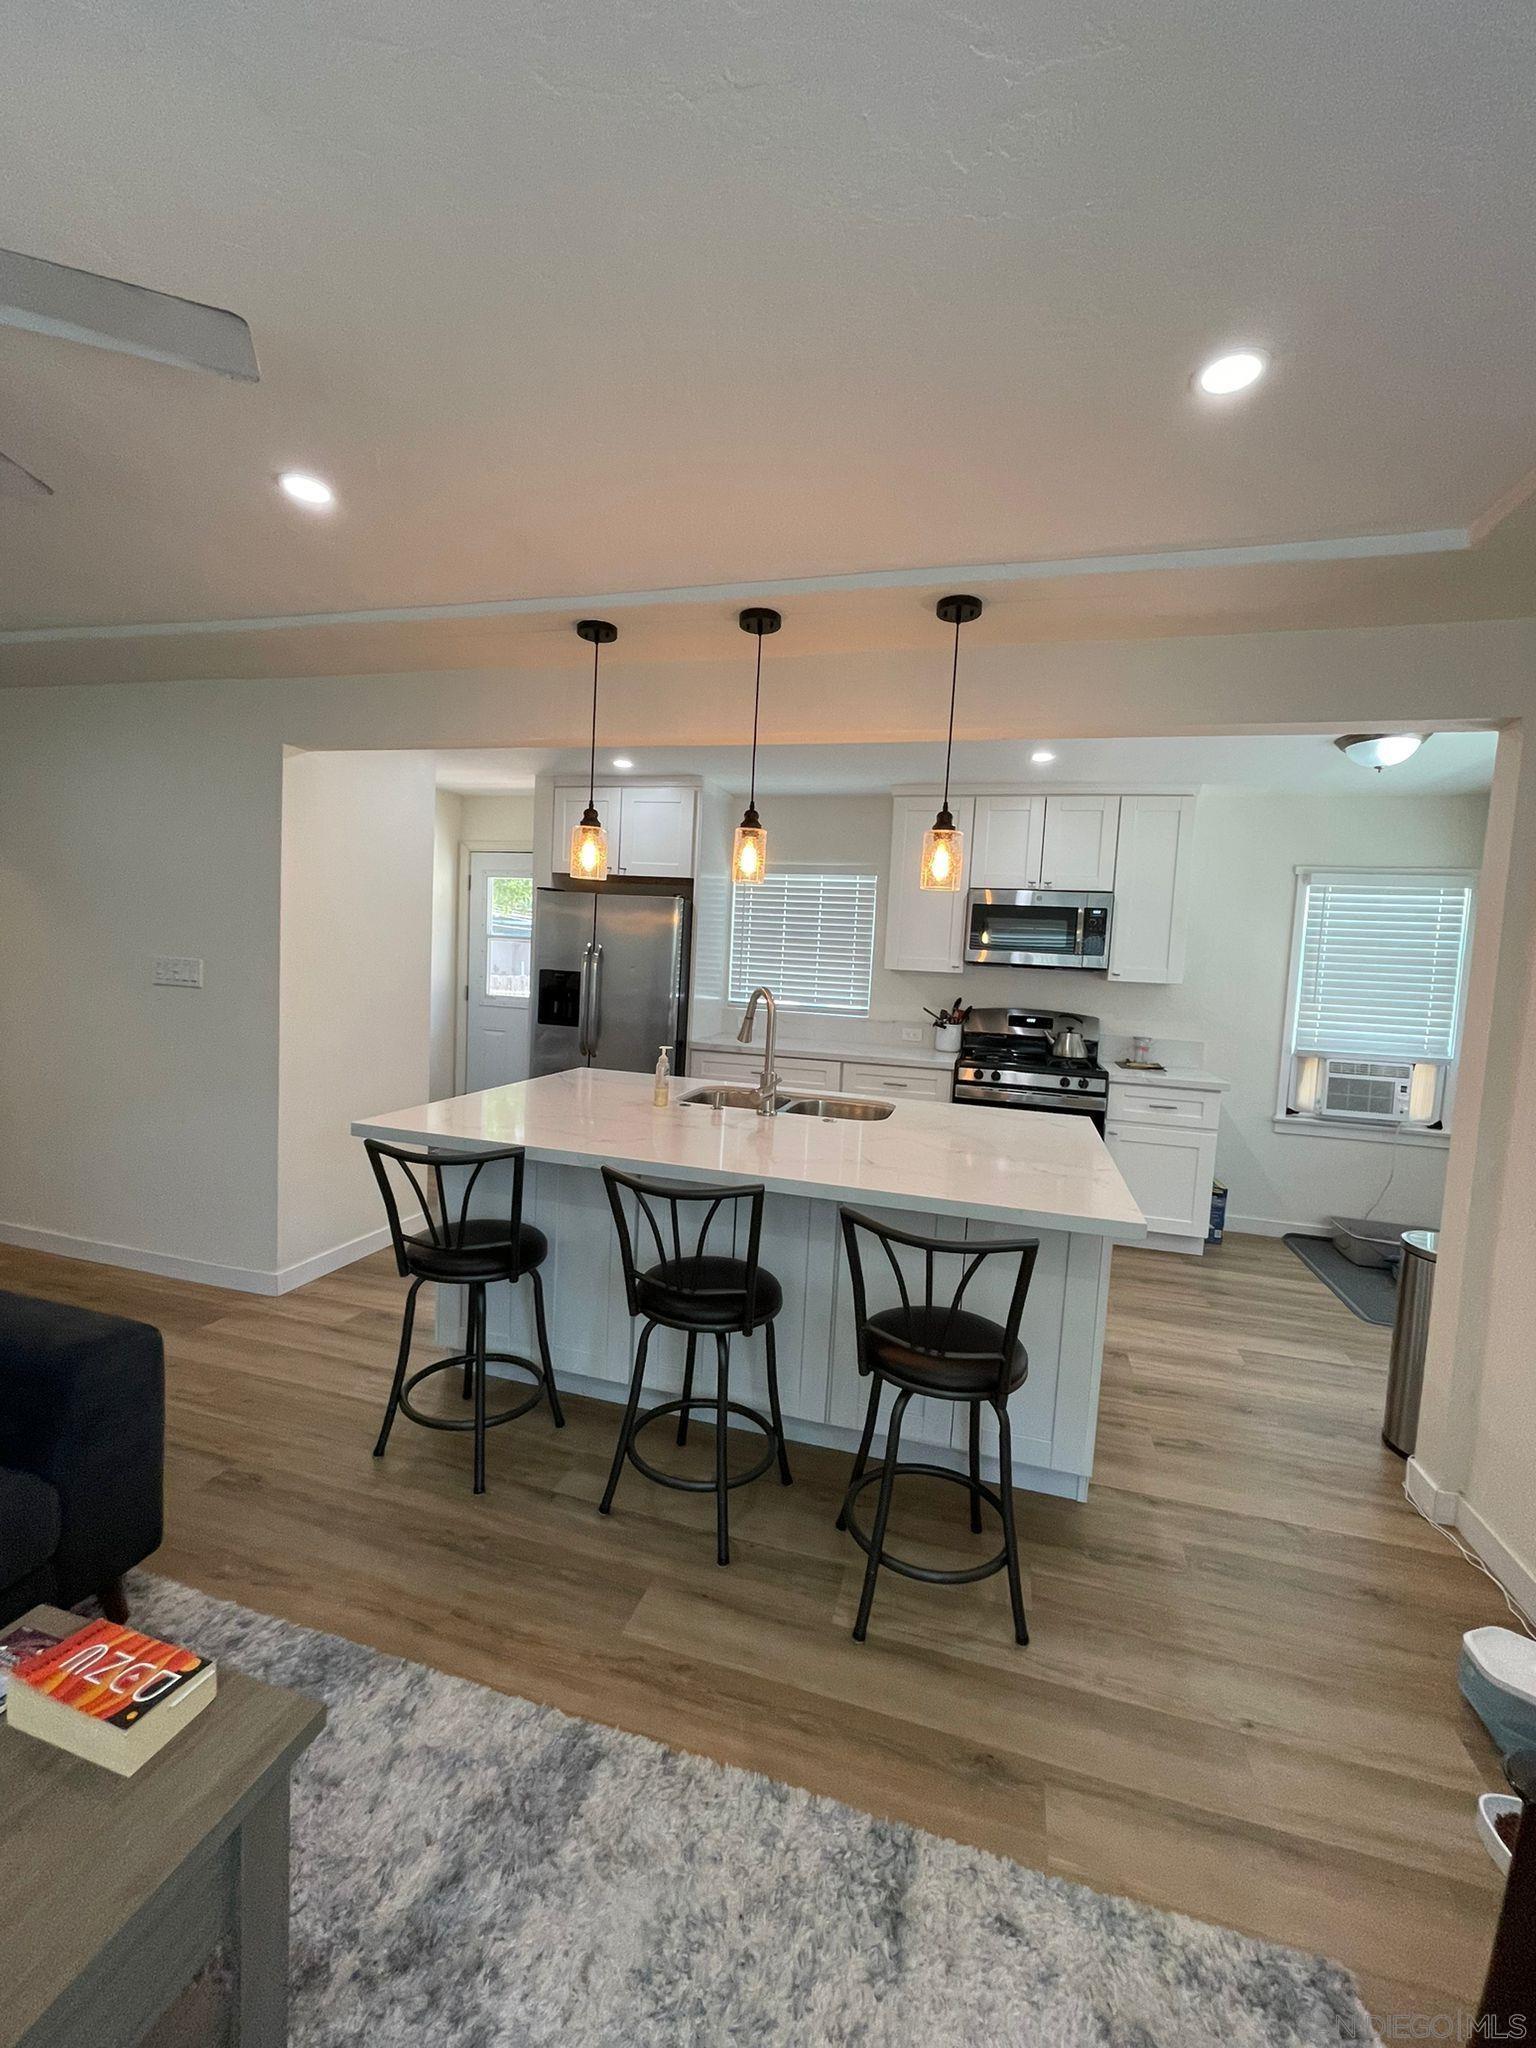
xmin=637 ymin=1256 xmax=783 ymax=1331
xmin=402 ymin=1218 xmax=549 ymax=1283
xmin=864 ymin=1304 xmax=1027 ymax=1396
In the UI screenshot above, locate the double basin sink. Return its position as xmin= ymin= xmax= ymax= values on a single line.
xmin=678 ymin=1084 xmax=893 ymax=1122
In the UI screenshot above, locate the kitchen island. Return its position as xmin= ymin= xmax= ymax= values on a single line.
xmin=352 ymin=1069 xmax=1145 ymax=1499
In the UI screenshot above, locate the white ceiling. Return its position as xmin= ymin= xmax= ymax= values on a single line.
xmin=2 ymin=0 xmax=1535 ymax=686
xmin=435 ymin=730 xmax=1499 ymax=799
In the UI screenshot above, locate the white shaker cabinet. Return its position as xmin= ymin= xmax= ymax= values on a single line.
xmin=884 ymin=795 xmax=975 ymax=973
xmin=970 ymin=795 xmax=1045 ymax=886
xmin=1038 ymin=795 xmax=1120 ymax=890
xmin=553 ymin=783 xmax=698 ymax=879
xmin=616 ymin=785 xmax=697 ymax=877
xmin=1108 ymin=793 xmax=1195 ymax=984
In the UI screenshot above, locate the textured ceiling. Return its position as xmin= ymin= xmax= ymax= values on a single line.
xmin=1 ymin=0 xmax=1534 ymax=680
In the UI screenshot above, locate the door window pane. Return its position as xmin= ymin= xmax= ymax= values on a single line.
xmin=485 ymin=875 xmax=533 ymax=998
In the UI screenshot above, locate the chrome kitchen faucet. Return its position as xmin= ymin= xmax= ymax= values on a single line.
xmin=737 ymin=987 xmax=779 ymax=1113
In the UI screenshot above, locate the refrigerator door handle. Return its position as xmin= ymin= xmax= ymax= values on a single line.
xmin=577 ymin=940 xmax=595 ymax=1057
xmin=585 ymin=941 xmax=604 ymax=1058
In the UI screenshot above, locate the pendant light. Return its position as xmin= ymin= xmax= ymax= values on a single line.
xmin=569 ymin=618 xmax=617 ymax=880
xmin=732 ymin=606 xmax=780 ymax=885
xmin=920 ymin=594 xmax=982 ymax=890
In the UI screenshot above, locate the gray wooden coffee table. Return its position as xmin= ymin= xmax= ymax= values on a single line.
xmin=1 ymin=1604 xmax=324 ymax=2048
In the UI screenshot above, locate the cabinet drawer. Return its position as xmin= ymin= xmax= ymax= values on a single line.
xmin=1107 ymin=1085 xmax=1220 ymax=1132
xmin=777 ymin=1056 xmax=843 ymax=1089
xmin=840 ymin=1061 xmax=950 ymax=1101
xmin=688 ymin=1050 xmax=755 ymax=1081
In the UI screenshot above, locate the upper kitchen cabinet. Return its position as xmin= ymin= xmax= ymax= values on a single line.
xmin=553 ymin=783 xmax=699 ymax=879
xmin=968 ymin=793 xmax=1119 ymax=889
xmin=970 ymin=794 xmax=1045 ymax=886
xmin=1107 ymin=793 xmax=1195 ymax=984
xmin=885 ymin=794 xmax=975 ymax=973
xmin=614 ymin=784 xmax=697 ymax=876
xmin=1038 ymin=795 xmax=1120 ymax=890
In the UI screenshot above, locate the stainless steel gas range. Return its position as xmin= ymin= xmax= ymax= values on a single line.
xmin=951 ymin=1008 xmax=1109 ymax=1134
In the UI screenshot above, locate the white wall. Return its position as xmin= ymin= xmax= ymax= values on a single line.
xmin=459 ymin=792 xmax=534 ymax=845
xmin=693 ymin=787 xmax=1488 ymax=1234
xmin=0 ymin=619 xmax=1533 ymax=1598
xmin=429 ymin=790 xmax=464 ymax=1101
xmin=277 ymin=751 xmax=435 ymax=1276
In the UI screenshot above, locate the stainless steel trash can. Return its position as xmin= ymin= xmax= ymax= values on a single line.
xmin=1384 ymin=1228 xmax=1438 ymax=1455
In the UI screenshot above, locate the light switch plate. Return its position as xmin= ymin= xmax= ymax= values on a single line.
xmin=153 ymin=956 xmax=204 ymax=988
xmin=899 ymin=1024 xmax=923 ymax=1043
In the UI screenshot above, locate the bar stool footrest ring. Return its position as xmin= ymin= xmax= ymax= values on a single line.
xmin=627 ymin=1396 xmax=780 ymax=1492
xmin=841 ymin=1460 xmax=1010 ymax=1585
xmin=398 ymin=1353 xmax=548 ymax=1432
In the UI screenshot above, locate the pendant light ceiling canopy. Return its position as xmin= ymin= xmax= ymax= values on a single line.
xmin=733 ymin=605 xmax=781 ymax=886
xmin=921 ymin=594 xmax=982 ymax=891
xmin=569 ymin=618 xmax=617 ymax=881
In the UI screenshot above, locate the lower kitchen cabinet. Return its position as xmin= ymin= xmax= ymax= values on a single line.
xmin=688 ymin=1048 xmax=843 ymax=1090
xmin=1104 ymin=1118 xmax=1217 ymax=1249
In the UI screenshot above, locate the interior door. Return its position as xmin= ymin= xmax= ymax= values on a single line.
xmin=465 ymin=852 xmax=534 ymax=1093
xmin=1039 ymin=796 xmax=1121 ymax=890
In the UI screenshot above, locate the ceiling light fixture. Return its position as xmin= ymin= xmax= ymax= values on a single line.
xmin=1196 ymin=349 xmax=1267 ymax=396
xmin=1031 ymin=749 xmax=1056 ymax=764
xmin=569 ymin=619 xmax=617 ymax=879
xmin=278 ymin=470 xmax=335 ymax=507
xmin=732 ymin=607 xmax=781 ymax=885
xmin=611 ymin=757 xmax=634 ymax=770
xmin=1334 ymin=732 xmax=1426 ymax=772
xmin=921 ymin=594 xmax=982 ymax=891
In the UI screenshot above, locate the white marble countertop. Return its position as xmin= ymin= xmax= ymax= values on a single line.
xmin=689 ymin=1032 xmax=957 ymax=1072
xmin=1107 ymin=1065 xmax=1230 ymax=1092
xmin=354 ymin=1069 xmax=1146 ymax=1239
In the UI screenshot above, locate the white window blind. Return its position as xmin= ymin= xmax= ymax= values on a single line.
xmin=728 ymin=870 xmax=877 ymax=1016
xmin=1292 ymin=873 xmax=1473 ymax=1061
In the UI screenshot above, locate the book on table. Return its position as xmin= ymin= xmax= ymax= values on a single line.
xmin=7 ymin=1619 xmax=217 ymax=1775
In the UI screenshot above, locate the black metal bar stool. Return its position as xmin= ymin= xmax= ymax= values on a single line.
xmin=836 ymin=1206 xmax=1039 ymax=1645
xmin=365 ymin=1140 xmax=564 ymax=1494
xmin=599 ymin=1167 xmax=791 ymax=1565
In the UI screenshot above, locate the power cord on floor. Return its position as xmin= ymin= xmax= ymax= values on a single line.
xmin=1403 ymin=1479 xmax=1536 ymax=1638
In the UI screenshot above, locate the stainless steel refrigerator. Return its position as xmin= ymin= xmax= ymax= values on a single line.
xmin=530 ymin=889 xmax=691 ymax=1078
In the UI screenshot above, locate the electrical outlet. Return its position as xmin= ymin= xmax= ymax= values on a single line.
xmin=153 ymin=956 xmax=204 ymax=988
xmin=899 ymin=1024 xmax=923 ymax=1043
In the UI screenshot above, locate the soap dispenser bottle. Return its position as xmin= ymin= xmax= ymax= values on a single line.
xmin=653 ymin=1044 xmax=672 ymax=1107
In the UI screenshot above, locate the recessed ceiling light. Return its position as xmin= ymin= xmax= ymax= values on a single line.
xmin=611 ymin=756 xmax=634 ymax=770
xmin=278 ymin=470 xmax=335 ymax=507
xmin=1031 ymin=749 xmax=1056 ymax=764
xmin=1334 ymin=732 xmax=1426 ymax=771
xmin=1196 ymin=349 xmax=1268 ymax=396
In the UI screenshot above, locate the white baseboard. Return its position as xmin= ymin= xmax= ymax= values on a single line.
xmin=1227 ymin=1212 xmax=1337 ymax=1239
xmin=1455 ymin=1495 xmax=1536 ymax=1628
xmin=0 ymin=1217 xmax=415 ymax=1297
xmin=1405 ymin=1455 xmax=1459 ymax=1525
xmin=0 ymin=1219 xmax=284 ymax=1294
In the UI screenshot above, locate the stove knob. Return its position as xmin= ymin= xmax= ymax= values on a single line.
xmin=1058 ymin=1075 xmax=1071 ymax=1090
xmin=1077 ymin=1076 xmax=1089 ymax=1090
xmin=989 ymin=1069 xmax=1001 ymax=1083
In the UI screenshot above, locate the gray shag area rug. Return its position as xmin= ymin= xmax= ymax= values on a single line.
xmin=130 ymin=1574 xmax=1376 ymax=2048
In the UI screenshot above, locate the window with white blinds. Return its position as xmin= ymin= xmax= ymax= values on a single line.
xmin=1289 ymin=871 xmax=1474 ymax=1061
xmin=727 ymin=870 xmax=878 ymax=1015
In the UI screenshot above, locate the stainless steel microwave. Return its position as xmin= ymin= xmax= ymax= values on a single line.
xmin=963 ymin=889 xmax=1113 ymax=970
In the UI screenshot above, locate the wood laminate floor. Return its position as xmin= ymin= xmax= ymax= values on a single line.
xmin=0 ymin=1231 xmax=1512 ymax=2028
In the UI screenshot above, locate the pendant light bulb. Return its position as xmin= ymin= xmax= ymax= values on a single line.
xmin=733 ymin=607 xmax=781 ymax=886
xmin=569 ymin=619 xmax=617 ymax=881
xmin=921 ymin=595 xmax=982 ymax=891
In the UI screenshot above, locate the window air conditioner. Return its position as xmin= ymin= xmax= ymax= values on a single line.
xmin=1318 ymin=1059 xmax=1415 ymax=1123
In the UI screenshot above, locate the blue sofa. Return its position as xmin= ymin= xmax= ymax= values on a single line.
xmin=0 ymin=1290 xmax=164 ymax=1628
